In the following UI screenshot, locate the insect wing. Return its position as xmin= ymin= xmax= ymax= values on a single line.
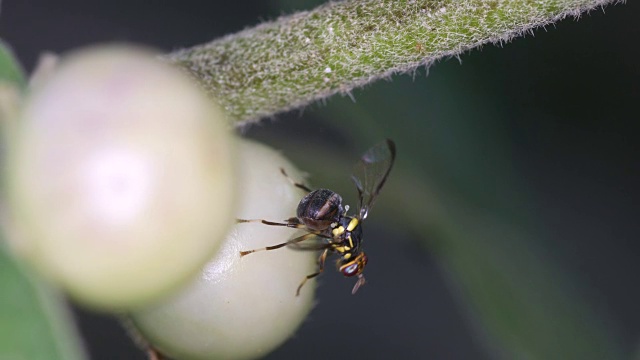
xmin=351 ymin=139 xmax=396 ymax=219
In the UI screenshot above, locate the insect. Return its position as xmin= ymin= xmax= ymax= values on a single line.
xmin=238 ymin=139 xmax=396 ymax=296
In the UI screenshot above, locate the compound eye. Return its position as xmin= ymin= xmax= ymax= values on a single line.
xmin=340 ymin=262 xmax=360 ymax=277
xmin=339 ymin=253 xmax=367 ymax=277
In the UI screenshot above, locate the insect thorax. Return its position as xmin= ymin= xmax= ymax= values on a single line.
xmin=331 ymin=216 xmax=363 ymax=256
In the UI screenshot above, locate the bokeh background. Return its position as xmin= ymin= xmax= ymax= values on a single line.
xmin=1 ymin=0 xmax=638 ymax=359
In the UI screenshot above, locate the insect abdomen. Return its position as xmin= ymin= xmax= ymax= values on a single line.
xmin=296 ymin=189 xmax=343 ymax=231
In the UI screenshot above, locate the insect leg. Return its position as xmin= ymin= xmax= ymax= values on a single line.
xmin=236 ymin=217 xmax=305 ymax=229
xmin=147 ymin=347 xmax=167 ymax=360
xmin=295 ymin=248 xmax=329 ymax=296
xmin=239 ymin=232 xmax=319 ymax=257
xmin=280 ymin=167 xmax=313 ymax=192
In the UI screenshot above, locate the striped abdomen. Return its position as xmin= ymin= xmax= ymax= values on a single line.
xmin=296 ymin=189 xmax=344 ymax=231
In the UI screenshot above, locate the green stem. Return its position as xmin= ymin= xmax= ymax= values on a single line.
xmin=167 ymin=0 xmax=621 ymax=125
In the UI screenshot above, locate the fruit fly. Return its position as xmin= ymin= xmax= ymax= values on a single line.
xmin=238 ymin=139 xmax=396 ymax=296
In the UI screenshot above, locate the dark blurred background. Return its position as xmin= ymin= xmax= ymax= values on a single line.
xmin=1 ymin=0 xmax=638 ymax=359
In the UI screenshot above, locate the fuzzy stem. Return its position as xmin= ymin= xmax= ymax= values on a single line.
xmin=167 ymin=0 xmax=621 ymax=125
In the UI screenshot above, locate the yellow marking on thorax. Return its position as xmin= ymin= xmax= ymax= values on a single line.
xmin=343 ymin=253 xmax=352 ymax=260
xmin=332 ymin=226 xmax=345 ymax=237
xmin=348 ymin=235 xmax=354 ymax=248
xmin=334 ymin=242 xmax=351 ymax=253
xmin=347 ymin=218 xmax=359 ymax=231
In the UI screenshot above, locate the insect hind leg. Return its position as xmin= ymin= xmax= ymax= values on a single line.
xmin=280 ymin=168 xmax=313 ymax=192
xmin=236 ymin=217 xmax=304 ymax=229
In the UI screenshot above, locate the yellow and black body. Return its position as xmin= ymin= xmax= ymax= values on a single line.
xmin=330 ymin=216 xmax=366 ymax=276
xmin=238 ymin=139 xmax=396 ymax=296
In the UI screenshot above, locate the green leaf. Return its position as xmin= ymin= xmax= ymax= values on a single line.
xmin=0 ymin=40 xmax=27 ymax=88
xmin=169 ymin=0 xmax=622 ymax=124
xmin=0 ymin=245 xmax=87 ymax=360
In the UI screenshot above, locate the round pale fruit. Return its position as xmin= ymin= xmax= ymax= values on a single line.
xmin=131 ymin=139 xmax=317 ymax=360
xmin=4 ymin=45 xmax=235 ymax=310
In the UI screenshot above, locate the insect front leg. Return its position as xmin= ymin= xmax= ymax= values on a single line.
xmin=296 ymin=248 xmax=330 ymax=296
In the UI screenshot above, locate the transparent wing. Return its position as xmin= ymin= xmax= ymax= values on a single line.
xmin=351 ymin=139 xmax=396 ymax=220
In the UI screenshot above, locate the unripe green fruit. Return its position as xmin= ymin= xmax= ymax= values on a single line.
xmin=3 ymin=45 xmax=235 ymax=310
